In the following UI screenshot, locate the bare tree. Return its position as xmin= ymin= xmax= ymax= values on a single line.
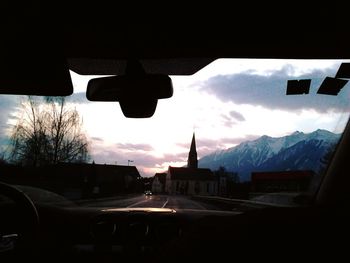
xmin=9 ymin=96 xmax=89 ymax=166
xmin=0 ymin=153 xmax=7 ymax=165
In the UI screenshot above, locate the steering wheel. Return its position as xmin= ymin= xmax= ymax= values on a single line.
xmin=0 ymin=182 xmax=39 ymax=254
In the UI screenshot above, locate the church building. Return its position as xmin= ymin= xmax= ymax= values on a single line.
xmin=165 ymin=133 xmax=217 ymax=195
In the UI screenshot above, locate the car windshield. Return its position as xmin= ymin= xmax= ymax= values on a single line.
xmin=1 ymin=59 xmax=349 ymax=209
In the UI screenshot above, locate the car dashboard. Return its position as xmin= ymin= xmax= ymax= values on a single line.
xmin=30 ymin=204 xmax=240 ymax=262
xmin=1 ymin=192 xmax=350 ymax=263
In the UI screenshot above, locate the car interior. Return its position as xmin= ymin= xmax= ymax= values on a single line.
xmin=1 ymin=4 xmax=350 ymax=263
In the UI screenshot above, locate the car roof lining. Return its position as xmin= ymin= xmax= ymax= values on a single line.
xmin=68 ymin=58 xmax=216 ymax=76
xmin=1 ymin=6 xmax=350 ymax=95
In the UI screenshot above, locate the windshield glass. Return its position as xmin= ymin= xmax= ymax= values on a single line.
xmin=0 ymin=59 xmax=349 ymax=209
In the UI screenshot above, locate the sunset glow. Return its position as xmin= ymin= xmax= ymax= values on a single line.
xmin=1 ymin=59 xmax=350 ymax=176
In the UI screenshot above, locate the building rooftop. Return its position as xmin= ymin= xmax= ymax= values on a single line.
xmin=168 ymin=166 xmax=215 ymax=181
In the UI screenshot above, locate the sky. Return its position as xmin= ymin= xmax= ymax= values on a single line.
xmin=1 ymin=59 xmax=350 ymax=176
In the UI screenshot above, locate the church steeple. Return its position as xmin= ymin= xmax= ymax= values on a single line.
xmin=187 ymin=133 xmax=198 ymax=169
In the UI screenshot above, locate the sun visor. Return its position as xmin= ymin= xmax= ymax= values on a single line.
xmin=0 ymin=51 xmax=73 ymax=96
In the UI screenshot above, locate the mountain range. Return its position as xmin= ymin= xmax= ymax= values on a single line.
xmin=198 ymin=129 xmax=340 ymax=181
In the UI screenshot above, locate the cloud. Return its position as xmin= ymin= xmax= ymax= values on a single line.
xmin=219 ymin=135 xmax=260 ymax=145
xmin=0 ymin=95 xmax=21 ymax=152
xmin=192 ymin=135 xmax=260 ymax=157
xmin=177 ymin=135 xmax=259 ymax=157
xmin=116 ymin=143 xmax=154 ymax=152
xmin=229 ymin=110 xmax=245 ymax=121
xmin=89 ymin=134 xmax=261 ymax=177
xmin=91 ymin=143 xmax=156 ymax=165
xmin=163 ymin=152 xmax=188 ymax=161
xmin=220 ymin=114 xmax=236 ymax=128
xmin=176 ymin=142 xmax=190 ymax=149
xmin=90 ymin=145 xmax=187 ymax=177
xmin=200 ymin=65 xmax=350 ymax=113
xmin=220 ymin=110 xmax=245 ymax=128
xmin=90 ymin=137 xmax=104 ymax=142
xmin=66 ymin=92 xmax=90 ymax=104
xmin=0 ymin=96 xmax=19 ymax=123
xmin=91 ymin=148 xmax=160 ymax=167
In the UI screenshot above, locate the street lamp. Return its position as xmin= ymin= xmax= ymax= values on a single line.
xmin=128 ymin=160 xmax=134 ymax=166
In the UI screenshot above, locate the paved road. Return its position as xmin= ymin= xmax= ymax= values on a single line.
xmin=81 ymin=194 xmax=219 ymax=210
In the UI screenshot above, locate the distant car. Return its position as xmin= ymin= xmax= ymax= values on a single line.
xmin=144 ymin=190 xmax=152 ymax=196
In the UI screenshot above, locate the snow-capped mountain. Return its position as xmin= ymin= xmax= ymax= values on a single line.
xmin=198 ymin=129 xmax=340 ymax=181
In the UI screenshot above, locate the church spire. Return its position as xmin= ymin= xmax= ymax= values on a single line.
xmin=187 ymin=132 xmax=198 ymax=169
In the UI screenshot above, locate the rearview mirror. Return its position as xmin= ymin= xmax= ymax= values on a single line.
xmin=87 ymin=59 xmax=174 ymax=118
xmin=87 ymin=74 xmax=173 ymax=101
xmin=86 ymin=74 xmax=173 ymax=118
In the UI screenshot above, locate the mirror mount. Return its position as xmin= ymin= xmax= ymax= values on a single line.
xmin=125 ymin=59 xmax=146 ymax=76
xmin=86 ymin=59 xmax=173 ymax=118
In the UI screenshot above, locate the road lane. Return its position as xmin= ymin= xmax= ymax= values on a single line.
xmin=81 ymin=194 xmax=222 ymax=210
xmin=162 ymin=197 xmax=169 ymax=208
xmin=165 ymin=195 xmax=206 ymax=210
xmin=80 ymin=194 xmax=146 ymax=207
xmin=164 ymin=195 xmax=220 ymax=210
xmin=128 ymin=195 xmax=168 ymax=208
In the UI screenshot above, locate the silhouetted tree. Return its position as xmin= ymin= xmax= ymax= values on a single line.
xmin=0 ymin=153 xmax=7 ymax=165
xmin=9 ymin=96 xmax=89 ymax=166
xmin=215 ymin=166 xmax=241 ymax=197
xmin=216 ymin=166 xmax=227 ymax=176
xmin=215 ymin=166 xmax=240 ymax=183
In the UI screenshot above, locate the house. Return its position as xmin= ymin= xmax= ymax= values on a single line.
xmin=166 ymin=166 xmax=217 ymax=195
xmin=152 ymin=172 xmax=166 ymax=193
xmin=0 ymin=162 xmax=142 ymax=199
xmin=165 ymin=133 xmax=218 ymax=196
xmin=87 ymin=162 xmax=142 ymax=198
